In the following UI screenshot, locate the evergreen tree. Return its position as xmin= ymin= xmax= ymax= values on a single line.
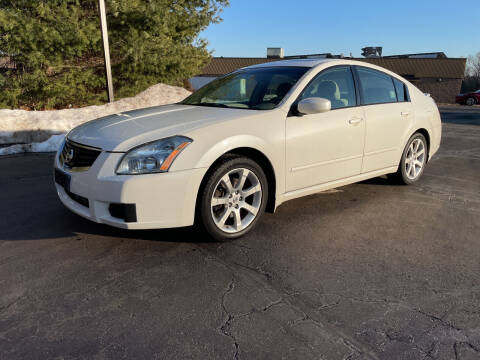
xmin=0 ymin=0 xmax=228 ymax=109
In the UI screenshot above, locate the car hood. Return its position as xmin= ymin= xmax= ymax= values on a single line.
xmin=67 ymin=104 xmax=256 ymax=152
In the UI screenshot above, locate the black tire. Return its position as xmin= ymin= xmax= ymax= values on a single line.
xmin=388 ymin=133 xmax=428 ymax=185
xmin=196 ymin=155 xmax=268 ymax=241
xmin=466 ymin=97 xmax=477 ymax=106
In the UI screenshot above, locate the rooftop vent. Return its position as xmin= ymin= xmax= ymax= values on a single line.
xmin=361 ymin=47 xmax=383 ymax=58
xmin=267 ymin=48 xmax=284 ymax=59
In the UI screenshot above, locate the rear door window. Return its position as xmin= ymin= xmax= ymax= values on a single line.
xmin=356 ymin=67 xmax=397 ymax=105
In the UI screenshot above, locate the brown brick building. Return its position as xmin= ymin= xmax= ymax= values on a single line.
xmin=191 ymin=55 xmax=466 ymax=104
xmin=360 ymin=57 xmax=466 ymax=103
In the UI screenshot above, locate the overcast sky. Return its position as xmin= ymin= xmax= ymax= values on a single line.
xmin=201 ymin=0 xmax=478 ymax=58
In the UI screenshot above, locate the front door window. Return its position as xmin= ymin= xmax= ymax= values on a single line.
xmin=299 ymin=66 xmax=357 ymax=109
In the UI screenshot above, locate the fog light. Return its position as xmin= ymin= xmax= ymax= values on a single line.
xmin=109 ymin=203 xmax=137 ymax=223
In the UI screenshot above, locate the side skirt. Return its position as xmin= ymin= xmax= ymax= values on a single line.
xmin=276 ymin=166 xmax=398 ymax=208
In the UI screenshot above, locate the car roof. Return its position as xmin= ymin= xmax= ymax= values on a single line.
xmin=246 ymin=58 xmax=340 ymax=69
xmin=242 ymin=58 xmax=409 ymax=83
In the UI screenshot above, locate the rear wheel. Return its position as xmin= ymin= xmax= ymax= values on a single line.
xmin=389 ymin=133 xmax=427 ymax=185
xmin=197 ymin=156 xmax=268 ymax=241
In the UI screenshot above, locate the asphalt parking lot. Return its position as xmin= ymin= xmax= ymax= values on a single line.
xmin=1 ymin=109 xmax=479 ymax=359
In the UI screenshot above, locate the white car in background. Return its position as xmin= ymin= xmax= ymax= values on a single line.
xmin=54 ymin=59 xmax=441 ymax=241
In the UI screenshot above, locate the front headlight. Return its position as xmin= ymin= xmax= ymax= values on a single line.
xmin=116 ymin=136 xmax=192 ymax=175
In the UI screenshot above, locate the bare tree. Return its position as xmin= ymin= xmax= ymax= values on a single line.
xmin=466 ymin=52 xmax=480 ymax=78
xmin=462 ymin=52 xmax=480 ymax=93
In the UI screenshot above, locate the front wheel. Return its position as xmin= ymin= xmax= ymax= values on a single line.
xmin=197 ymin=155 xmax=268 ymax=241
xmin=466 ymin=97 xmax=477 ymax=106
xmin=389 ymin=133 xmax=428 ymax=185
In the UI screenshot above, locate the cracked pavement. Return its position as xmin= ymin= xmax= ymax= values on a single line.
xmin=1 ymin=109 xmax=479 ymax=359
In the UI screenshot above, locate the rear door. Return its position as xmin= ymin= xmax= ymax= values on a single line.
xmin=355 ymin=66 xmax=414 ymax=173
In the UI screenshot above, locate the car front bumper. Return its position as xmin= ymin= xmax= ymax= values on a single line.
xmin=54 ymin=151 xmax=207 ymax=229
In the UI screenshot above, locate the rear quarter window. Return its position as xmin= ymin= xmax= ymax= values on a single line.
xmin=393 ymin=78 xmax=409 ymax=102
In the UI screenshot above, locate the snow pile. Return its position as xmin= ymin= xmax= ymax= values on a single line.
xmin=0 ymin=134 xmax=66 ymax=156
xmin=0 ymin=83 xmax=191 ymax=155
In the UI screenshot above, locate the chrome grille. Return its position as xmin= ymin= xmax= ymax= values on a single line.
xmin=59 ymin=139 xmax=101 ymax=171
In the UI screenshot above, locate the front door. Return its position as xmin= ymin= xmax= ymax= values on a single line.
xmin=286 ymin=66 xmax=365 ymax=192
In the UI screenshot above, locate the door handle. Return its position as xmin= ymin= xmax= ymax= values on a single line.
xmin=348 ymin=117 xmax=363 ymax=125
xmin=401 ymin=111 xmax=410 ymax=116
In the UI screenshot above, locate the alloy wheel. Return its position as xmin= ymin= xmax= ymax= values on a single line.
xmin=210 ymin=168 xmax=262 ymax=233
xmin=405 ymin=138 xmax=426 ymax=180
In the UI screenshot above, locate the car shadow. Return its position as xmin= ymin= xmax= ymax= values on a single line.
xmin=0 ymin=175 xmax=398 ymax=243
xmin=358 ymin=175 xmax=394 ymax=186
xmin=75 ymin=217 xmax=216 ymax=244
xmin=0 ymin=197 xmax=217 ymax=244
xmin=0 ymin=153 xmax=217 ymax=244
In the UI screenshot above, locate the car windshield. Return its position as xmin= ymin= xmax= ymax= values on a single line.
xmin=182 ymin=66 xmax=309 ymax=110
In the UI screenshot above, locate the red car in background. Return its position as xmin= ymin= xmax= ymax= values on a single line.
xmin=456 ymin=90 xmax=480 ymax=105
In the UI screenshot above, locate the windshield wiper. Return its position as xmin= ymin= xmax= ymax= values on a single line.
xmin=188 ymin=103 xmax=232 ymax=108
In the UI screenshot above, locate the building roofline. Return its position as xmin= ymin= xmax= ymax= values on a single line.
xmin=208 ymin=55 xmax=467 ymax=60
xmin=197 ymin=56 xmax=466 ymax=79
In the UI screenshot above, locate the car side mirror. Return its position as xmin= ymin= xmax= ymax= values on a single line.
xmin=297 ymin=97 xmax=331 ymax=115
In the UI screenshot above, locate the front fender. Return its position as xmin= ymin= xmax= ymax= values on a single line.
xmin=168 ymin=109 xmax=287 ymax=199
xmin=194 ymin=134 xmax=274 ymax=169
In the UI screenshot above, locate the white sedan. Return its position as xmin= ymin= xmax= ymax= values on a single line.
xmin=54 ymin=59 xmax=441 ymax=240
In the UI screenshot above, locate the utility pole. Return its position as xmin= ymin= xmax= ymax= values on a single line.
xmin=98 ymin=0 xmax=114 ymax=103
